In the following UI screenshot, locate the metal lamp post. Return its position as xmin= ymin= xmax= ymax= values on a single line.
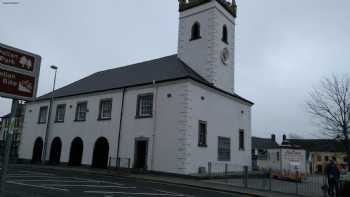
xmin=42 ymin=65 xmax=58 ymax=163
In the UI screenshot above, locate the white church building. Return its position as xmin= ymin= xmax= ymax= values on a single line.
xmin=19 ymin=0 xmax=253 ymax=175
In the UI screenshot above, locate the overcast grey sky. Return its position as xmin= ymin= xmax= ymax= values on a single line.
xmin=0 ymin=0 xmax=349 ymax=139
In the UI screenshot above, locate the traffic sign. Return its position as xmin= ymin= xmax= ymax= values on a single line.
xmin=0 ymin=43 xmax=41 ymax=100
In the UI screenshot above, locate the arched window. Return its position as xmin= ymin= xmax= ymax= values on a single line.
xmin=190 ymin=22 xmax=201 ymax=41
xmin=222 ymin=25 xmax=228 ymax=44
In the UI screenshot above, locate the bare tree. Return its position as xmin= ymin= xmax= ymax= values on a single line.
xmin=306 ymin=75 xmax=350 ymax=171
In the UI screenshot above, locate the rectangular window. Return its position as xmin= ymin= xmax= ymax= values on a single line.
xmin=218 ymin=137 xmax=231 ymax=161
xmin=55 ymin=104 xmax=66 ymax=123
xmin=239 ymin=129 xmax=245 ymax=150
xmin=277 ymin=151 xmax=280 ymax=161
xmin=75 ymin=102 xmax=88 ymax=121
xmin=325 ymin=156 xmax=329 ymax=161
xmin=98 ymin=99 xmax=113 ymax=120
xmin=317 ymin=155 xmax=322 ymax=162
xmin=38 ymin=106 xmax=48 ymax=124
xmin=136 ymin=93 xmax=153 ymax=118
xmin=198 ymin=120 xmax=207 ymax=147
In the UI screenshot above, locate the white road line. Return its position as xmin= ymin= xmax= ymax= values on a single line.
xmin=20 ymin=171 xmax=55 ymax=176
xmin=6 ymin=181 xmax=69 ymax=192
xmin=156 ymin=190 xmax=195 ymax=197
xmin=10 ymin=179 xmax=124 ymax=185
xmin=43 ymin=184 xmax=136 ymax=189
xmin=8 ymin=175 xmax=59 ymax=178
xmin=84 ymin=191 xmax=185 ymax=196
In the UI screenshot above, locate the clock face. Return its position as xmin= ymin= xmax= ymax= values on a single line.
xmin=221 ymin=48 xmax=230 ymax=65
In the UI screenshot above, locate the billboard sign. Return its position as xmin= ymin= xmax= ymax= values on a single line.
xmin=0 ymin=43 xmax=41 ymax=101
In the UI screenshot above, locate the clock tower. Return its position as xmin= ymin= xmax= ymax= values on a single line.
xmin=177 ymin=0 xmax=237 ymax=93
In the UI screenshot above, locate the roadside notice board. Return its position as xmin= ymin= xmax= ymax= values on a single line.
xmin=0 ymin=43 xmax=41 ymax=101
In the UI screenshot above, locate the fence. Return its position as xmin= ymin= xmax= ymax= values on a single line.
xmin=108 ymin=157 xmax=131 ymax=169
xmin=202 ymin=162 xmax=327 ymax=197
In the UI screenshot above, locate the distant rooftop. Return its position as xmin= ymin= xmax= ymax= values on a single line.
xmin=252 ymin=136 xmax=279 ymax=150
xmin=289 ymin=139 xmax=346 ymax=152
xmin=179 ymin=0 xmax=237 ymax=17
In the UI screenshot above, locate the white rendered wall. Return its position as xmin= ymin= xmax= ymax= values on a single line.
xmin=19 ymin=80 xmax=192 ymax=174
xmin=19 ymin=90 xmax=123 ymax=165
xmin=182 ymin=81 xmax=252 ymax=174
xmin=19 ymin=79 xmax=252 ymax=175
xmin=178 ymin=1 xmax=236 ymax=93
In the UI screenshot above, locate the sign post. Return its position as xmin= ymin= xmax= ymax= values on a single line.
xmin=0 ymin=43 xmax=41 ymax=194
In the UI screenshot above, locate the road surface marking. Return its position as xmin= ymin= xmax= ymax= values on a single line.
xmin=84 ymin=191 xmax=186 ymax=196
xmin=43 ymin=184 xmax=135 ymax=189
xmin=10 ymin=179 xmax=124 ymax=185
xmin=156 ymin=189 xmax=195 ymax=197
xmin=6 ymin=181 xmax=69 ymax=192
xmin=20 ymin=171 xmax=55 ymax=176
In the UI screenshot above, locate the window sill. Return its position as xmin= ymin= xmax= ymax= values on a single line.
xmin=190 ymin=37 xmax=201 ymax=41
xmin=97 ymin=117 xmax=112 ymax=121
xmin=54 ymin=120 xmax=64 ymax=123
xmin=198 ymin=144 xmax=207 ymax=148
xmin=135 ymin=115 xmax=153 ymax=119
xmin=37 ymin=122 xmax=46 ymax=124
xmin=239 ymin=148 xmax=245 ymax=151
xmin=74 ymin=119 xmax=86 ymax=122
xmin=218 ymin=159 xmax=231 ymax=162
xmin=222 ymin=40 xmax=229 ymax=44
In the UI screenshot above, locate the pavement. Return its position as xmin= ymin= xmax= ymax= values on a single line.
xmin=1 ymin=164 xmax=303 ymax=197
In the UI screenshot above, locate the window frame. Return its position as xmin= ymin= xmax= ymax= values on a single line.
xmin=218 ymin=136 xmax=231 ymax=161
xmin=75 ymin=101 xmax=88 ymax=122
xmin=190 ymin=22 xmax=201 ymax=41
xmin=222 ymin=25 xmax=228 ymax=44
xmin=98 ymin=99 xmax=113 ymax=121
xmin=136 ymin=93 xmax=154 ymax=119
xmin=55 ymin=104 xmax=66 ymax=123
xmin=239 ymin=129 xmax=245 ymax=150
xmin=198 ymin=120 xmax=207 ymax=147
xmin=38 ymin=106 xmax=48 ymax=124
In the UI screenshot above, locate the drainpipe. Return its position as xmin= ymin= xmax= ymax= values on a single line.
xmin=116 ymin=88 xmax=126 ymax=167
xmin=151 ymin=80 xmax=158 ymax=171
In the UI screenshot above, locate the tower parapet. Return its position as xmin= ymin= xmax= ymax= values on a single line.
xmin=179 ymin=0 xmax=237 ymax=17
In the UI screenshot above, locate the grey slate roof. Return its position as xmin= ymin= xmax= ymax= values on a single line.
xmin=289 ymin=139 xmax=346 ymax=152
xmin=252 ymin=137 xmax=279 ymax=150
xmin=37 ymin=55 xmax=253 ymax=104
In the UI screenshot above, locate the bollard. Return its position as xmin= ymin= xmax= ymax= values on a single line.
xmin=243 ymin=166 xmax=248 ymax=188
xmin=268 ymin=168 xmax=272 ymax=191
xmin=208 ymin=162 xmax=212 ymax=177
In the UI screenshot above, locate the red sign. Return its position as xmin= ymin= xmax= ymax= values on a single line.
xmin=0 ymin=43 xmax=41 ymax=100
xmin=0 ymin=68 xmax=35 ymax=98
xmin=0 ymin=45 xmax=35 ymax=72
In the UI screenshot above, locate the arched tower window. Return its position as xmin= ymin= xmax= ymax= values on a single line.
xmin=222 ymin=25 xmax=228 ymax=44
xmin=190 ymin=22 xmax=201 ymax=41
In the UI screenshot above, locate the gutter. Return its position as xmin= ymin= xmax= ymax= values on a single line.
xmin=150 ymin=80 xmax=158 ymax=171
xmin=116 ymin=88 xmax=126 ymax=166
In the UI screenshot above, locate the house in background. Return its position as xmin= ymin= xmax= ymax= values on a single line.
xmin=19 ymin=0 xmax=253 ymax=175
xmin=289 ymin=139 xmax=348 ymax=174
xmin=251 ymin=134 xmax=279 ymax=170
xmin=0 ymin=103 xmax=25 ymax=161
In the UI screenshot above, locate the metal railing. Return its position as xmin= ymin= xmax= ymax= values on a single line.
xmin=108 ymin=157 xmax=131 ymax=169
xmin=202 ymin=162 xmax=327 ymax=197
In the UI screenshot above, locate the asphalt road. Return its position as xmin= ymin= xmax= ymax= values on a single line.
xmin=1 ymin=165 xmax=247 ymax=197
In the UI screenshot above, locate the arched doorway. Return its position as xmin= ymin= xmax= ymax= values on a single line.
xmin=49 ymin=137 xmax=62 ymax=165
xmin=32 ymin=137 xmax=43 ymax=163
xmin=92 ymin=137 xmax=109 ymax=168
xmin=69 ymin=137 xmax=84 ymax=166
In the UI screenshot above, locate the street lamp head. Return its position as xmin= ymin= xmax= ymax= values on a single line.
xmin=50 ymin=65 xmax=58 ymax=70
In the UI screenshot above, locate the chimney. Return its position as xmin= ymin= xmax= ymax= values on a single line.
xmin=283 ymin=134 xmax=287 ymax=141
xmin=271 ymin=134 xmax=276 ymax=142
